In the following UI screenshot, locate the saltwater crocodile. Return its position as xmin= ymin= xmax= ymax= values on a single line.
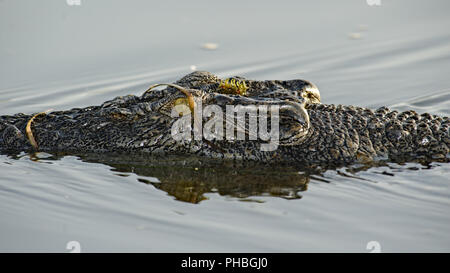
xmin=0 ymin=71 xmax=448 ymax=166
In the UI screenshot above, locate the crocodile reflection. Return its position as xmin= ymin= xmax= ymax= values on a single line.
xmin=22 ymin=152 xmax=430 ymax=204
xmin=76 ymin=153 xmax=313 ymax=203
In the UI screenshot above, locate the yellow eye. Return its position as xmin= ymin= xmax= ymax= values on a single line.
xmin=218 ymin=78 xmax=248 ymax=95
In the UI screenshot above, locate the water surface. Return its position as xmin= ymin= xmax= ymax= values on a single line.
xmin=0 ymin=0 xmax=449 ymax=252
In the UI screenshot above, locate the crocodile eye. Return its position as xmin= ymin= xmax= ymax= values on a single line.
xmin=218 ymin=78 xmax=249 ymax=96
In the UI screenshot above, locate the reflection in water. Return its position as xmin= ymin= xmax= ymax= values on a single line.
xmin=6 ymin=152 xmax=437 ymax=204
xmin=9 ymin=151 xmax=438 ymax=204
xmin=78 ymin=153 xmax=313 ymax=204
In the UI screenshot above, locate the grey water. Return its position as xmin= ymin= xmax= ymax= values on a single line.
xmin=0 ymin=0 xmax=449 ymax=252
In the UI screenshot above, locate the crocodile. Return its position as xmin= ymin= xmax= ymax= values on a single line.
xmin=0 ymin=71 xmax=449 ymax=167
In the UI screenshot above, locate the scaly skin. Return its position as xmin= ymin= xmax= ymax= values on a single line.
xmin=0 ymin=71 xmax=448 ymax=167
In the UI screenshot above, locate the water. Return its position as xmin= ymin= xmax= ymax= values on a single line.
xmin=0 ymin=0 xmax=449 ymax=252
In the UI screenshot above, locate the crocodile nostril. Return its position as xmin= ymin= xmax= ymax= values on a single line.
xmin=302 ymin=83 xmax=321 ymax=104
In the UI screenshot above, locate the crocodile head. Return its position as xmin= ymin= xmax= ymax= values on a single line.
xmin=140 ymin=71 xmax=320 ymax=156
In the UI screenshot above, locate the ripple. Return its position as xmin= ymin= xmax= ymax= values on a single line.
xmin=390 ymin=89 xmax=450 ymax=115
